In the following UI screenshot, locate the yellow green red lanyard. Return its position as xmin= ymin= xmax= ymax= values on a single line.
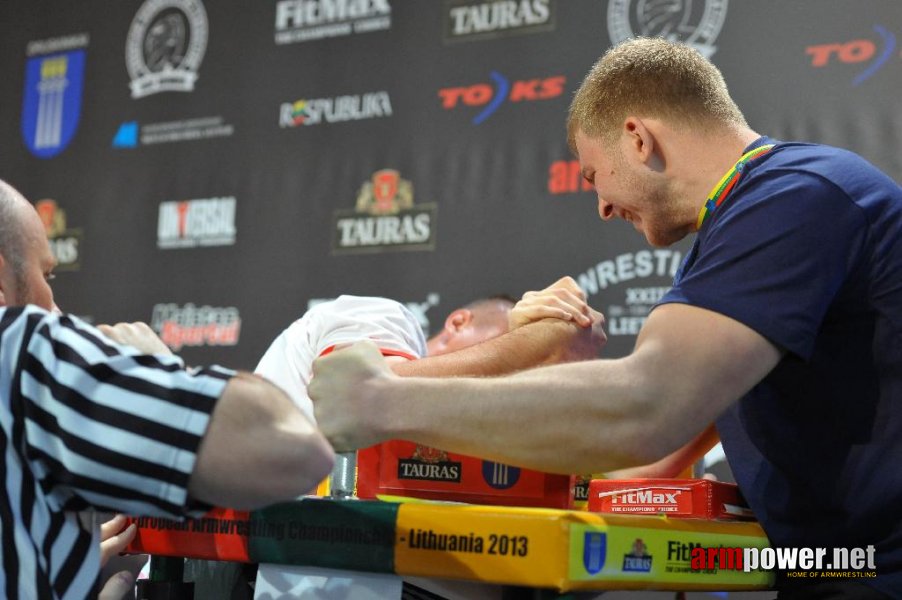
xmin=696 ymin=144 xmax=775 ymax=230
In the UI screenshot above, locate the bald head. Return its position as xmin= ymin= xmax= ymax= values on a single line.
xmin=0 ymin=179 xmax=56 ymax=309
xmin=426 ymin=295 xmax=515 ymax=356
xmin=0 ymin=181 xmax=29 ymax=277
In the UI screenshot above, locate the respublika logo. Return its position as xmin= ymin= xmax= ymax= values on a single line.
xmin=279 ymin=90 xmax=392 ymax=127
xmin=623 ymin=538 xmax=653 ymax=573
xmin=481 ymin=461 xmax=520 ymax=489
xmin=21 ymin=34 xmax=89 ymax=159
xmin=126 ymin=0 xmax=208 ymax=98
xmin=274 ymin=0 xmax=391 ymax=44
xmin=583 ymin=532 xmax=607 ymax=575
xmin=332 ymin=169 xmax=437 ymax=254
xmin=443 ymin=0 xmax=555 ymax=43
xmin=806 ymin=25 xmax=898 ymax=86
xmin=439 ymin=72 xmax=565 ymax=124
xmin=35 ymin=199 xmax=82 ymax=271
xmin=151 ymin=303 xmax=241 ymax=351
xmin=157 ymin=197 xmax=236 ymax=249
xmin=607 ymin=0 xmax=728 ymax=58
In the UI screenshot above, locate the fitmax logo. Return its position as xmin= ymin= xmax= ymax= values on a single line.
xmin=438 ymin=71 xmax=564 ymax=124
xmin=806 ymin=25 xmax=898 ymax=86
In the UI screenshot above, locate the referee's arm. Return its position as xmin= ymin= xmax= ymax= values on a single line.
xmin=188 ymin=371 xmax=335 ymax=510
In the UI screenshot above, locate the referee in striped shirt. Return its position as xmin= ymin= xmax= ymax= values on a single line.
xmin=0 ymin=180 xmax=335 ymax=599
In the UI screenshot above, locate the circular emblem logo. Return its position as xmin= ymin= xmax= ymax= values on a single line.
xmin=126 ymin=0 xmax=208 ymax=98
xmin=607 ymin=0 xmax=728 ymax=58
xmin=481 ymin=461 xmax=521 ymax=490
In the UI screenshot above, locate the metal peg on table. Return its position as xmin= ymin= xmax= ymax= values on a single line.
xmin=330 ymin=451 xmax=357 ymax=499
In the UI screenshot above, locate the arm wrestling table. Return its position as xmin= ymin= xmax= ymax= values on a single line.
xmin=126 ymin=497 xmax=772 ymax=598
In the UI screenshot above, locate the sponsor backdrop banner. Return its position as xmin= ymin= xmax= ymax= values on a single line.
xmin=0 ymin=0 xmax=899 ymax=368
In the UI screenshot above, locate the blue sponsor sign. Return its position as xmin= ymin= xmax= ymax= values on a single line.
xmin=21 ymin=50 xmax=86 ymax=158
xmin=113 ymin=122 xmax=139 ymax=148
xmin=583 ymin=532 xmax=607 ymax=575
xmin=481 ymin=461 xmax=520 ymax=489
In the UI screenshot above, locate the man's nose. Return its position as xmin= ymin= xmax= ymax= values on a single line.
xmin=597 ymin=197 xmax=616 ymax=221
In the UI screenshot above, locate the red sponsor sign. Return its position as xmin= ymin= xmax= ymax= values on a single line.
xmin=357 ymin=440 xmax=571 ymax=508
xmin=588 ymin=479 xmax=754 ymax=520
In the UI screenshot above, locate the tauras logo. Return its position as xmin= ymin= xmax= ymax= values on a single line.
xmin=36 ymin=199 xmax=81 ymax=271
xmin=275 ymin=0 xmax=391 ymax=44
xmin=157 ymin=197 xmax=236 ymax=249
xmin=398 ymin=460 xmax=462 ymax=482
xmin=623 ymin=538 xmax=653 ymax=573
xmin=445 ymin=0 xmax=554 ymax=41
xmin=279 ymin=91 xmax=392 ymax=127
xmin=151 ymin=303 xmax=241 ymax=351
xmin=332 ymin=169 xmax=436 ymax=254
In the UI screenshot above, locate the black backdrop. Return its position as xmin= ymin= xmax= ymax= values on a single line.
xmin=1 ymin=0 xmax=900 ymax=369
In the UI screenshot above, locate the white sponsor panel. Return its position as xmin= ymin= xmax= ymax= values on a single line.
xmin=275 ymin=0 xmax=392 ymax=44
xmin=445 ymin=0 xmax=554 ymax=41
xmin=151 ymin=303 xmax=241 ymax=350
xmin=157 ymin=197 xmax=237 ymax=249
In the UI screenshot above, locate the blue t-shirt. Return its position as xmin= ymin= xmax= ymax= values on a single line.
xmin=660 ymin=137 xmax=902 ymax=594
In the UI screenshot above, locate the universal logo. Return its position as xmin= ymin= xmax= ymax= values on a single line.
xmin=443 ymin=0 xmax=555 ymax=43
xmin=332 ymin=169 xmax=436 ymax=254
xmin=607 ymin=0 xmax=727 ymax=58
xmin=126 ymin=0 xmax=209 ymax=98
xmin=157 ymin=197 xmax=236 ymax=249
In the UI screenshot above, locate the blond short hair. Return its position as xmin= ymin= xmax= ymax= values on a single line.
xmin=567 ymin=37 xmax=747 ymax=152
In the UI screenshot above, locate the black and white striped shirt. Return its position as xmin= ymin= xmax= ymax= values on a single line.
xmin=0 ymin=306 xmax=233 ymax=599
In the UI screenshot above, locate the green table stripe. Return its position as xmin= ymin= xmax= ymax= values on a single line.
xmin=248 ymin=497 xmax=399 ymax=572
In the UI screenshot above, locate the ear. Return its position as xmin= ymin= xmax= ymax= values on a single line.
xmin=623 ymin=117 xmax=665 ymax=173
xmin=443 ymin=308 xmax=473 ymax=334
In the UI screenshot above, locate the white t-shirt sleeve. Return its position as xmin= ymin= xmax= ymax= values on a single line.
xmin=254 ymin=295 xmax=427 ymax=421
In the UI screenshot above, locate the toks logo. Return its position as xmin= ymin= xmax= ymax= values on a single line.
xmin=438 ymin=72 xmax=565 ymax=124
xmin=806 ymin=25 xmax=898 ymax=86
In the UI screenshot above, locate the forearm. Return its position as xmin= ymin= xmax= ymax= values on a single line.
xmin=604 ymin=424 xmax=719 ymax=479
xmin=391 ymin=318 xmax=585 ymax=378
xmin=189 ymin=373 xmax=334 ymax=509
xmin=372 ymin=357 xmax=698 ymax=475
